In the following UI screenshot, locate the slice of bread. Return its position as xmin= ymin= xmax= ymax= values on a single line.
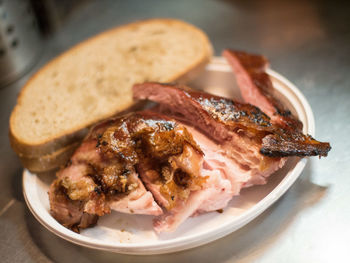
xmin=10 ymin=18 xmax=213 ymax=160
xmin=19 ymin=142 xmax=80 ymax=173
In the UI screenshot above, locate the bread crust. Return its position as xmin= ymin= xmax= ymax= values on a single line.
xmin=19 ymin=142 xmax=80 ymax=173
xmin=9 ymin=18 xmax=212 ymax=160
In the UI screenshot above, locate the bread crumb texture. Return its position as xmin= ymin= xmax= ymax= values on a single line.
xmin=10 ymin=19 xmax=211 ymax=145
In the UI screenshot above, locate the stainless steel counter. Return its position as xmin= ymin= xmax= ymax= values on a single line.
xmin=0 ymin=0 xmax=348 ymax=262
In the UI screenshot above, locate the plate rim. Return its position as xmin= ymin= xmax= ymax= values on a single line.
xmin=22 ymin=56 xmax=314 ymax=254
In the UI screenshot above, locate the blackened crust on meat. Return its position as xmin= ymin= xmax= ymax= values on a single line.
xmin=185 ymin=89 xmax=272 ymax=129
xmin=261 ymin=134 xmax=331 ymax=157
xmin=223 ymin=49 xmax=303 ymax=131
xmin=133 ymin=82 xmax=331 ymax=157
xmin=134 ymin=82 xmax=274 ymax=143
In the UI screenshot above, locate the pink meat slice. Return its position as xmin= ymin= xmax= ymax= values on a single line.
xmin=152 ymin=150 xmax=233 ymax=233
xmin=109 ymin=172 xmax=163 ymax=215
xmin=186 ymin=125 xmax=285 ymax=190
xmin=132 ymin=82 xmax=287 ymax=232
xmin=154 ymin=172 xmax=232 ymax=233
xmin=49 ymin=180 xmax=98 ymax=231
xmin=49 ymin=119 xmax=163 ymax=230
xmin=73 ymin=136 xmax=163 ymax=215
xmin=136 ymin=138 xmax=225 ymax=233
xmin=152 ymin=123 xmax=286 ymax=233
xmin=137 ymin=119 xmax=284 ymax=233
xmin=137 ymin=163 xmax=170 ymax=209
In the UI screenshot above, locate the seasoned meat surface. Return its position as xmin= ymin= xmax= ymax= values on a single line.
xmin=222 ymin=49 xmax=331 ymax=156
xmin=133 ymin=82 xmax=331 ymax=157
xmin=49 ymin=179 xmax=98 ymax=233
xmin=49 ymin=111 xmax=206 ymax=231
xmin=223 ymin=49 xmax=303 ymax=131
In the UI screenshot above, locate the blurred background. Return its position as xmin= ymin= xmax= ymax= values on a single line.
xmin=0 ymin=0 xmax=349 ymax=262
xmin=1 ymin=0 xmax=349 ymax=86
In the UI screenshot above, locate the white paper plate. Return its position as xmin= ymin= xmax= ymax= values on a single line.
xmin=23 ymin=57 xmax=314 ymax=255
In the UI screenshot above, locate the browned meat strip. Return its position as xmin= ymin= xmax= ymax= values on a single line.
xmin=133 ymin=82 xmax=331 ymax=157
xmin=223 ymin=49 xmax=303 ymax=131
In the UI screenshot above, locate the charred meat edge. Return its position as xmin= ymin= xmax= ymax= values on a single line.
xmin=133 ymin=82 xmax=331 ymax=157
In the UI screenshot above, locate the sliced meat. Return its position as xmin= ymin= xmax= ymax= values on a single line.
xmin=71 ymin=110 xmax=232 ymax=233
xmin=154 ymin=170 xmax=232 ymax=233
xmin=184 ymin=125 xmax=285 ymax=190
xmin=49 ymin=180 xmax=98 ymax=232
xmin=109 ymin=172 xmax=162 ymax=215
xmin=51 ymin=77 xmax=331 ymax=234
xmin=50 ymin=111 xmax=209 ymax=232
xmin=50 ymin=112 xmax=177 ymax=232
xmin=223 ymin=49 xmax=331 ymax=156
xmin=55 ymin=162 xmax=110 ymax=217
xmin=151 ymin=122 xmax=287 ymax=233
xmin=152 ymin=140 xmax=236 ymax=233
xmin=133 ymin=84 xmax=288 ymax=232
xmin=128 ymin=112 xmax=214 ymax=232
xmin=137 ymin=133 xmax=213 ymax=233
xmin=133 ymin=82 xmax=331 ymax=157
xmin=222 ymin=49 xmax=303 ymax=131
xmin=132 ymin=82 xmax=330 ymax=232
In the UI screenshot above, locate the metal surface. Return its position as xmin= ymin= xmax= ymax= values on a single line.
xmin=0 ymin=0 xmax=41 ymax=87
xmin=0 ymin=0 xmax=348 ymax=262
